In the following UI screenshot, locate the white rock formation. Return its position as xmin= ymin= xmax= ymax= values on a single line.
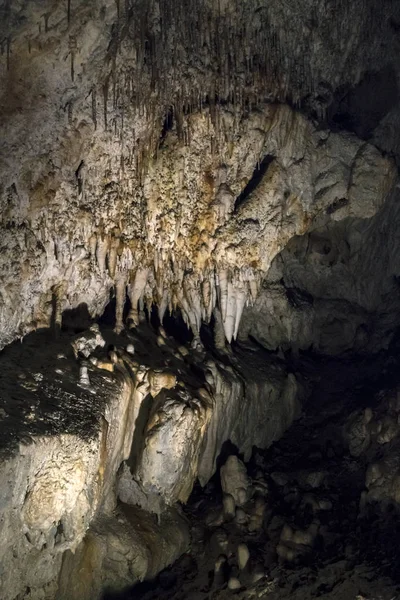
xmin=0 ymin=366 xmax=136 ymax=600
xmin=0 ymin=100 xmax=395 ymax=351
xmin=1 ymin=1 xmax=400 ymax=598
xmin=0 ymin=322 xmax=302 ymax=599
xmin=220 ymin=456 xmax=252 ymax=507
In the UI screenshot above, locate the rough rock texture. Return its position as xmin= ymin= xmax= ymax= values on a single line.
xmin=118 ymin=328 xmax=301 ymax=510
xmin=57 ymin=505 xmax=190 ymax=600
xmin=239 ymin=187 xmax=400 ymax=355
xmin=0 ymin=323 xmax=301 ymax=599
xmin=0 ymin=0 xmax=399 ymax=352
xmin=220 ymin=455 xmax=251 ymax=506
xmin=198 ymin=352 xmax=301 ymax=484
xmin=106 ymin=353 xmax=400 ymax=600
xmin=0 ymin=329 xmax=139 ymax=600
xmin=2 ymin=1 xmax=400 ymax=598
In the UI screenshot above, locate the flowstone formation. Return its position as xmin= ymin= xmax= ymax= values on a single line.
xmin=2 ymin=0 xmax=400 ymax=599
xmin=0 ymin=322 xmax=300 ymax=600
xmin=104 ymin=354 xmax=400 ymax=600
xmin=1 ymin=0 xmax=400 ymax=352
xmin=0 ymin=101 xmax=395 ymax=351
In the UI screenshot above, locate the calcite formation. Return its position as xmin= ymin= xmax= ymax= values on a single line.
xmin=0 ymin=1 xmax=398 ymax=353
xmin=0 ymin=323 xmax=300 ymax=599
xmin=0 ymin=101 xmax=395 ymax=351
xmin=1 ymin=0 xmax=400 ymax=598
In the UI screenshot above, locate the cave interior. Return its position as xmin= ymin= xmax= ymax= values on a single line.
xmin=1 ymin=1 xmax=400 ymax=599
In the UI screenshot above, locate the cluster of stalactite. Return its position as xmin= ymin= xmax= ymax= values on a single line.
xmin=0 ymin=0 xmax=396 ymax=178
xmin=92 ymin=0 xmax=394 ymax=177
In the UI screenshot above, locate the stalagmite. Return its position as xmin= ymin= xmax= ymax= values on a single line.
xmin=79 ymin=363 xmax=90 ymax=387
xmin=223 ymin=493 xmax=236 ymax=520
xmin=237 ymin=543 xmax=250 ymax=572
xmin=213 ymin=554 xmax=228 ymax=588
xmin=228 ymin=577 xmax=241 ymax=591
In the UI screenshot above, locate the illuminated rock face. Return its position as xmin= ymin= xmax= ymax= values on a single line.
xmin=1 ymin=1 xmax=400 ymax=598
xmin=0 ymin=326 xmax=300 ymax=600
xmin=0 ymin=0 xmax=399 ymax=353
xmin=0 ymin=102 xmax=395 ymax=351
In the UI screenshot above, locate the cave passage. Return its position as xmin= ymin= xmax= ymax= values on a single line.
xmin=2 ymin=0 xmax=400 ymax=598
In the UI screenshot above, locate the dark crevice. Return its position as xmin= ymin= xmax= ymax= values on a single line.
xmin=158 ymin=107 xmax=174 ymax=148
xmin=234 ymin=154 xmax=274 ymax=211
xmin=162 ymin=309 xmax=193 ymax=345
xmin=327 ymin=65 xmax=398 ymax=139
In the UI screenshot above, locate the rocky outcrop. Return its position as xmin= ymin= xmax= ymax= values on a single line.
xmin=57 ymin=505 xmax=190 ymax=600
xmin=0 ymin=329 xmax=139 ymax=600
xmin=118 ymin=328 xmax=302 ymax=511
xmin=198 ymin=353 xmax=301 ymax=484
xmin=239 ymin=186 xmax=400 ymax=355
xmin=0 ymin=322 xmax=302 ymax=599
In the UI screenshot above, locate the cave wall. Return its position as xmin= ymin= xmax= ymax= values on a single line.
xmin=239 ymin=187 xmax=400 ymax=355
xmin=1 ymin=0 xmax=400 ymax=352
xmin=1 ymin=2 xmax=400 ymax=597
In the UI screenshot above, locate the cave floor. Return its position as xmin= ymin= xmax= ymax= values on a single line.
xmin=105 ymin=350 xmax=400 ymax=600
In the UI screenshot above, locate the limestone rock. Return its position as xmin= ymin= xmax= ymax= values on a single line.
xmin=71 ymin=324 xmax=106 ymax=359
xmin=222 ymin=493 xmax=236 ymax=520
xmin=198 ymin=361 xmax=301 ymax=484
xmin=228 ymin=577 xmax=242 ymax=591
xmin=345 ymin=408 xmax=373 ymax=457
xmin=57 ymin=505 xmax=190 ymax=600
xmin=220 ymin=456 xmax=251 ymax=506
xmin=132 ymin=386 xmax=213 ymax=505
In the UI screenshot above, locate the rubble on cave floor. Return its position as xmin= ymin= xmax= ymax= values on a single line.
xmin=106 ymin=356 xmax=400 ymax=600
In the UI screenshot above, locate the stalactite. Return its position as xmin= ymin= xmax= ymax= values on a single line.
xmin=108 ymin=236 xmax=120 ymax=278
xmin=114 ymin=274 xmax=127 ymax=334
xmin=128 ymin=268 xmax=149 ymax=326
xmin=103 ymin=78 xmax=109 ymax=130
xmin=91 ymin=87 xmax=97 ymax=130
xmin=213 ymin=307 xmax=226 ymax=350
xmin=6 ymin=36 xmax=10 ymax=70
xmin=67 ymin=0 xmax=71 ymax=24
xmin=96 ymin=233 xmax=109 ymax=273
xmin=89 ymin=233 xmax=97 ymax=267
